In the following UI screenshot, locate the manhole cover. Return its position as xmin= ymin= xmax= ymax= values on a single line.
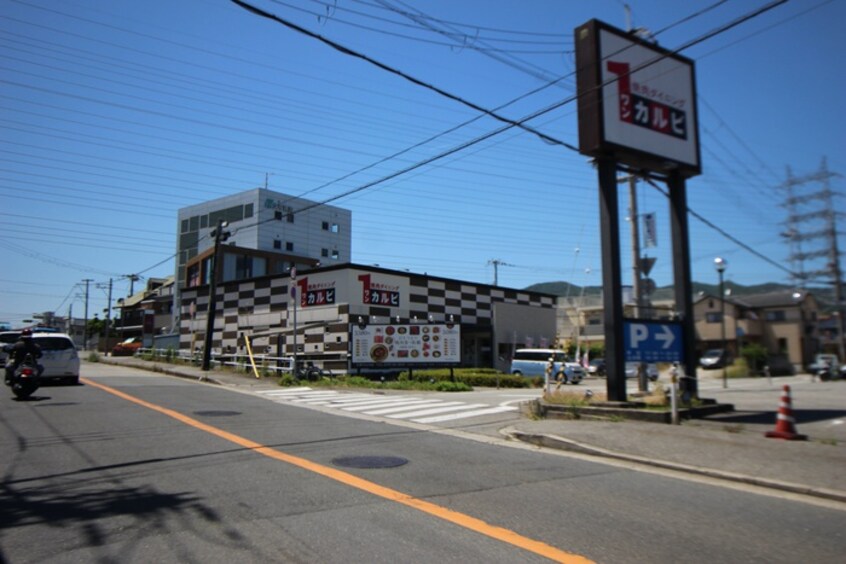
xmin=193 ymin=410 xmax=241 ymax=417
xmin=332 ymin=456 xmax=408 ymax=469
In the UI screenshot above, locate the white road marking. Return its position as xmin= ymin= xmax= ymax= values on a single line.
xmin=364 ymin=401 xmax=448 ymax=415
xmin=390 ymin=403 xmax=487 ymax=419
xmin=341 ymin=399 xmax=433 ymax=412
xmin=255 ymin=387 xmax=521 ymax=424
xmin=414 ymin=406 xmax=517 ymax=423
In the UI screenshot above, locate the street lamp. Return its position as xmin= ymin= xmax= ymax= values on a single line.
xmin=714 ymin=257 xmax=728 ymax=388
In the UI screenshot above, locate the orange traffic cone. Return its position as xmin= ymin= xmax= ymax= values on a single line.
xmin=765 ymin=385 xmax=807 ymax=440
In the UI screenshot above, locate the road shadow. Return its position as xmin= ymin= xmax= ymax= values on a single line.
xmin=702 ymin=408 xmax=846 ymax=425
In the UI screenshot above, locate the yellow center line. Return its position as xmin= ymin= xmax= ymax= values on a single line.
xmin=82 ymin=377 xmax=593 ymax=563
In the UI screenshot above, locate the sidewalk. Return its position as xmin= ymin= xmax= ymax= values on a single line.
xmin=94 ymin=356 xmax=846 ymax=504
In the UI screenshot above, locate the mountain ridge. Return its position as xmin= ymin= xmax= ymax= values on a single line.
xmin=524 ymin=281 xmax=838 ymax=309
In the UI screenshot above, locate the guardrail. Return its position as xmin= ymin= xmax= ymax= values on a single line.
xmin=134 ymin=348 xmax=296 ymax=374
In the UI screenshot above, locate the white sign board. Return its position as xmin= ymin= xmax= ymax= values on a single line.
xmin=600 ymin=29 xmax=698 ymax=169
xmin=351 ymin=324 xmax=460 ymax=365
xmin=576 ymin=19 xmax=700 ymax=176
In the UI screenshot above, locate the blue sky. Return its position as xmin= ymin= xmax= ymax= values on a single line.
xmin=1 ymin=0 xmax=844 ymax=326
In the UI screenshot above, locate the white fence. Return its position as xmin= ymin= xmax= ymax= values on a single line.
xmin=135 ymin=348 xmax=296 ymax=374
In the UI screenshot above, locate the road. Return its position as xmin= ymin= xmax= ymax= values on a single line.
xmin=1 ymin=363 xmax=844 ymax=563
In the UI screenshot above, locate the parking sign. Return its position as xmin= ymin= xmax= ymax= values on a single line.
xmin=624 ymin=320 xmax=683 ymax=363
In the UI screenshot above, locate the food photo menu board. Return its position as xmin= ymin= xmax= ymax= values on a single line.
xmin=351 ymin=323 xmax=460 ymax=366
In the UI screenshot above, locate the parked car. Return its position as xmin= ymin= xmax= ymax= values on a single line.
xmin=699 ymin=349 xmax=730 ymax=369
xmin=510 ymin=348 xmax=584 ymax=384
xmin=808 ymin=353 xmax=844 ymax=379
xmin=32 ymin=332 xmax=80 ymax=385
xmin=587 ymin=358 xmax=606 ymax=377
xmin=112 ymin=337 xmax=143 ymax=356
xmin=625 ymin=362 xmax=659 ymax=381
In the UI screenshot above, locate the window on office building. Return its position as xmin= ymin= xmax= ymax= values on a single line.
xmin=273 ymin=239 xmax=281 ymax=250
xmin=321 ymin=248 xmax=329 ymax=257
xmin=331 ymin=249 xmax=339 ymax=259
xmin=275 ymin=210 xmax=282 ymax=220
xmin=286 ymin=242 xmax=294 ymax=252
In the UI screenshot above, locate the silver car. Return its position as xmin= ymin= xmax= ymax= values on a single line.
xmin=32 ymin=333 xmax=80 ymax=385
xmin=625 ymin=362 xmax=659 ymax=381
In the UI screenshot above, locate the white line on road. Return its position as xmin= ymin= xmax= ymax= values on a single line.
xmin=414 ymin=406 xmax=517 ymax=423
xmin=388 ymin=403 xmax=482 ymax=419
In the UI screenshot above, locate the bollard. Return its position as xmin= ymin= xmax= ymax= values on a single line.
xmin=670 ymin=363 xmax=680 ymax=425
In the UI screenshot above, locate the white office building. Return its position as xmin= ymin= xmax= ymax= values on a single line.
xmin=174 ymin=188 xmax=352 ymax=329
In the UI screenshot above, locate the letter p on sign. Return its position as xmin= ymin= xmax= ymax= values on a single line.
xmin=630 ymin=324 xmax=648 ymax=348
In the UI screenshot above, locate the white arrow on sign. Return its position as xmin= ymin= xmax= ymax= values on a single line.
xmin=656 ymin=325 xmax=675 ymax=349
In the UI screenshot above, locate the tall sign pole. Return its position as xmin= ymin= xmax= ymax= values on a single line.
xmin=598 ymin=157 xmax=627 ymax=402
xmin=669 ymin=173 xmax=698 ymax=398
xmin=575 ymin=19 xmax=701 ymax=402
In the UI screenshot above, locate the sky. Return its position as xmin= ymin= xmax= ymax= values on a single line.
xmin=1 ymin=0 xmax=845 ymax=327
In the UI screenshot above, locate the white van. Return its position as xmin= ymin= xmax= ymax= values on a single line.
xmin=510 ymin=348 xmax=584 ymax=384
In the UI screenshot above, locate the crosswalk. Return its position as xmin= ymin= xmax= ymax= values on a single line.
xmin=255 ymin=387 xmax=518 ymax=424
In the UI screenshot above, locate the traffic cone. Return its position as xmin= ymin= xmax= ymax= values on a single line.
xmin=765 ymin=385 xmax=807 ymax=441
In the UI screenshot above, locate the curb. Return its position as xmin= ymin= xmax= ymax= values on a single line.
xmin=503 ymin=427 xmax=846 ymax=504
xmin=96 ymin=358 xmax=224 ymax=386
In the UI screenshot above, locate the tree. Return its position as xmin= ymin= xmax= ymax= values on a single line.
xmin=740 ymin=343 xmax=768 ymax=375
xmin=88 ymin=316 xmax=105 ymax=337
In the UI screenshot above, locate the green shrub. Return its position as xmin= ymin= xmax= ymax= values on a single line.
xmin=397 ymin=368 xmax=530 ymax=388
xmin=87 ymin=352 xmax=101 ymax=362
xmin=432 ymin=380 xmax=472 ymax=392
xmin=278 ymin=373 xmax=298 ymax=387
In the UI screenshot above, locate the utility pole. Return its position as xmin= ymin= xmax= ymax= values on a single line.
xmin=618 ymin=174 xmax=653 ymax=321
xmin=202 ymin=220 xmax=230 ymax=371
xmin=627 ymin=175 xmax=642 ymax=318
xmin=126 ymin=274 xmax=140 ymax=295
xmin=487 ymin=259 xmax=514 ymax=286
xmin=105 ymin=278 xmax=113 ymax=355
xmin=291 ymin=267 xmax=298 ymax=375
xmin=82 ymin=278 xmax=92 ymax=350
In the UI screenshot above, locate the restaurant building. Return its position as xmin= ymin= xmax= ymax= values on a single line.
xmin=179 ymin=263 xmax=557 ymax=373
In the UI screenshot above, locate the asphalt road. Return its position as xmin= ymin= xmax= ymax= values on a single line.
xmin=2 ymin=363 xmax=844 ymax=563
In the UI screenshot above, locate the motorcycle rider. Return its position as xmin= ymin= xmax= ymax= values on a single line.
xmin=4 ymin=329 xmax=43 ymax=385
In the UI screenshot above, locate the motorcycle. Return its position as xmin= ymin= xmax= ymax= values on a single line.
xmin=6 ymin=353 xmax=41 ymax=399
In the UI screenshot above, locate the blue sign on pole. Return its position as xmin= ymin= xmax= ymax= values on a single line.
xmin=623 ymin=320 xmax=684 ymax=363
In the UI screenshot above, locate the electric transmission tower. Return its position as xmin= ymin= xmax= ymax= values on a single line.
xmin=781 ymin=157 xmax=844 ymax=359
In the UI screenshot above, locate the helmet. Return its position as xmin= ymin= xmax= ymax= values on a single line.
xmin=21 ymin=329 xmax=33 ymax=338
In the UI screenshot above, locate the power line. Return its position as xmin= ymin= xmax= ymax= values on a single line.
xmin=345 ymin=0 xmax=572 ymax=38
xmin=267 ymin=0 xmax=570 ymax=53
xmin=231 ymin=0 xmax=576 ymax=150
xmin=642 ymin=177 xmax=796 ymax=277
